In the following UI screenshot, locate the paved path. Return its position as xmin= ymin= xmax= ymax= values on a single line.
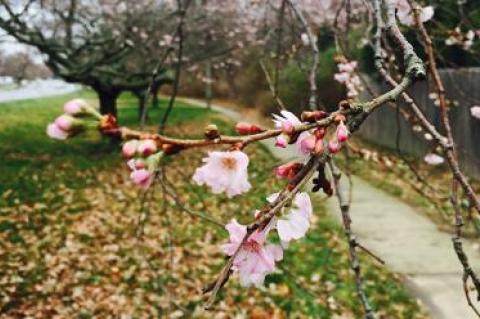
xmin=0 ymin=79 xmax=79 ymax=102
xmin=180 ymin=97 xmax=480 ymax=319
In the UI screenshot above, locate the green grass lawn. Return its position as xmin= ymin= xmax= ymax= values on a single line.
xmin=0 ymin=91 xmax=427 ymax=318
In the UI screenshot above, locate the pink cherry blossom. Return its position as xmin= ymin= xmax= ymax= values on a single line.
xmin=336 ymin=122 xmax=349 ymax=142
xmin=46 ymin=123 xmax=69 ymax=140
xmin=122 ymin=140 xmax=139 ymax=158
xmin=54 ymin=114 xmax=75 ymax=131
xmin=222 ymin=219 xmax=283 ymax=287
xmin=277 ymin=192 xmax=312 ymax=243
xmin=137 ymin=139 xmax=157 ymax=157
xmin=193 ymin=150 xmax=251 ymax=197
xmin=130 ymin=168 xmax=154 ymax=189
xmin=63 ymin=99 xmax=87 ymax=115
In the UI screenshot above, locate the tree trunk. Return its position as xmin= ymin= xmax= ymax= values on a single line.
xmin=151 ymin=91 xmax=159 ymax=109
xmin=97 ymin=89 xmax=120 ymax=116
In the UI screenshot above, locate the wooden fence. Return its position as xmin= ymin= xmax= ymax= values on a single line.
xmin=358 ymin=68 xmax=480 ymax=179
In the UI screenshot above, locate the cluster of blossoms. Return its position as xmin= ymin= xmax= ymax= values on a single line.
xmin=272 ymin=110 xmax=349 ymax=159
xmin=122 ymin=139 xmax=162 ymax=189
xmin=46 ymin=98 xmax=351 ymax=288
xmin=190 ymin=110 xmax=349 ymax=286
xmin=445 ymin=28 xmax=476 ymax=50
xmin=222 ymin=191 xmax=312 ymax=286
xmin=395 ymin=0 xmax=434 ymax=26
xmin=333 ymin=58 xmax=362 ymax=99
xmin=46 ymin=99 xmax=101 ymax=140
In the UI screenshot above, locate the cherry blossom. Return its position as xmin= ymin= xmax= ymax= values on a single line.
xmin=424 ymin=153 xmax=445 ymax=166
xmin=277 ymin=192 xmax=313 ymax=243
xmin=272 ymin=110 xmax=302 ymax=130
xmin=193 ymin=150 xmax=251 ymax=197
xmin=470 ymin=106 xmax=480 ymax=119
xmin=334 ymin=59 xmax=362 ymax=98
xmin=222 ymin=219 xmax=283 ymax=287
xmin=395 ymin=0 xmax=434 ymax=26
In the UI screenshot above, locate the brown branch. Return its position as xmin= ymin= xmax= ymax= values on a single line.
xmin=329 ymin=161 xmax=377 ymax=319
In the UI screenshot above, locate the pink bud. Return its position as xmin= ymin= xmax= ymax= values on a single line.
xmin=300 ymin=135 xmax=316 ymax=154
xmin=282 ymin=121 xmax=294 ymax=134
xmin=130 ymin=169 xmax=154 ymax=189
xmin=328 ymin=141 xmax=341 ymax=154
xmin=46 ymin=123 xmax=69 ymax=140
xmin=63 ymin=99 xmax=86 ymax=115
xmin=122 ymin=140 xmax=138 ymax=158
xmin=54 ymin=114 xmax=75 ymax=131
xmin=336 ymin=122 xmax=349 ymax=142
xmin=275 ymin=135 xmax=288 ymax=148
xmin=137 ymin=139 xmax=157 ymax=157
xmin=275 ymin=162 xmax=303 ymax=178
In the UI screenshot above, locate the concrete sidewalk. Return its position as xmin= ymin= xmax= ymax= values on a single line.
xmin=181 ymin=96 xmax=480 ymax=319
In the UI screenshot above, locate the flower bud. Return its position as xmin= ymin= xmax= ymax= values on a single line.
xmin=275 ymin=134 xmax=289 ymax=148
xmin=275 ymin=162 xmax=303 ymax=178
xmin=336 ymin=122 xmax=349 ymax=142
xmin=204 ymin=124 xmax=220 ymax=140
xmin=130 ymin=169 xmax=154 ymax=189
xmin=137 ymin=139 xmax=157 ymax=157
xmin=299 ymin=134 xmax=316 ymax=154
xmin=122 ymin=140 xmax=139 ymax=158
xmin=54 ymin=114 xmax=76 ymax=131
xmin=63 ymin=99 xmax=88 ymax=115
xmin=235 ymin=122 xmax=265 ymax=135
xmin=46 ymin=123 xmax=69 ymax=140
xmin=328 ymin=141 xmax=341 ymax=154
